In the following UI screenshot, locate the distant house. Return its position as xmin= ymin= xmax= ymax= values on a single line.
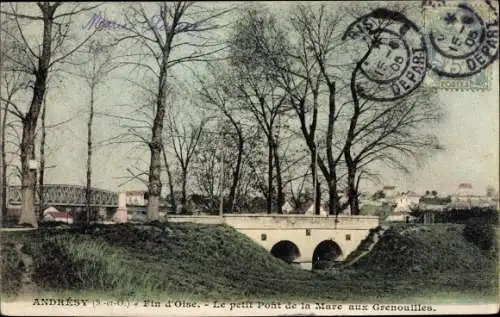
xmin=385 ymin=212 xmax=415 ymax=223
xmin=359 ymin=199 xmax=383 ymax=207
xmin=43 ymin=206 xmax=73 ymax=224
xmin=457 ymin=183 xmax=473 ymax=197
xmin=448 ymin=182 xmax=496 ymax=209
xmin=382 ymin=185 xmax=397 ymax=199
xmin=393 ymin=191 xmax=420 ymax=213
xmin=126 ymin=190 xmax=147 ymax=206
xmin=295 ymin=200 xmax=329 ymax=216
xmin=282 ymin=201 xmax=295 ymax=214
xmin=449 ymin=195 xmax=496 ymax=209
xmin=418 ymin=202 xmax=449 ymax=212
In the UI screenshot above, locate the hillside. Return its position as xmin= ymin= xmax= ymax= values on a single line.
xmin=352 ymin=224 xmax=496 ymax=274
xmin=1 ymin=222 xmax=497 ymax=303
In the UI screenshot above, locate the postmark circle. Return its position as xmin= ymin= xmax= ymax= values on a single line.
xmin=422 ymin=2 xmax=499 ymax=78
xmin=360 ymin=29 xmax=412 ymax=84
xmin=428 ymin=4 xmax=485 ymax=59
xmin=342 ymin=8 xmax=428 ymax=102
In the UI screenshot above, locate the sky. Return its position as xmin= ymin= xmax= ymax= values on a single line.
xmin=3 ymin=1 xmax=499 ymax=198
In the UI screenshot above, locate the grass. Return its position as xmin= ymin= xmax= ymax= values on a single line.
xmin=1 ymin=222 xmax=498 ymax=303
xmin=353 ymin=223 xmax=496 ymax=274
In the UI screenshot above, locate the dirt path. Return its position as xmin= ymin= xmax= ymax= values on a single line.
xmin=343 ymin=225 xmax=389 ymax=267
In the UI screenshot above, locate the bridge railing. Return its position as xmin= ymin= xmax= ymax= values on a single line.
xmin=163 ymin=214 xmax=379 ymax=229
xmin=7 ymin=185 xmax=118 ymax=207
xmin=222 ymin=214 xmax=380 ymax=229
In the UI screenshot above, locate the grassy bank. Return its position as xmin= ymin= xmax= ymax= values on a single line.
xmin=1 ymin=222 xmax=497 ymax=302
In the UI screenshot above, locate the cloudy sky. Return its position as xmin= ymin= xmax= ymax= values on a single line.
xmin=4 ymin=1 xmax=498 ymax=197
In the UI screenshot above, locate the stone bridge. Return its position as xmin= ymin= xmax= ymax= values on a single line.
xmin=167 ymin=214 xmax=379 ymax=270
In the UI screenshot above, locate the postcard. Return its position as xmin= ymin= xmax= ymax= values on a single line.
xmin=0 ymin=1 xmax=498 ymax=316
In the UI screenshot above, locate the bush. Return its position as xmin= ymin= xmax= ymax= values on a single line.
xmin=24 ymin=235 xmax=129 ymax=292
xmin=353 ymin=224 xmax=495 ymax=275
xmin=463 ymin=220 xmax=497 ymax=254
xmin=0 ymin=243 xmax=24 ymax=296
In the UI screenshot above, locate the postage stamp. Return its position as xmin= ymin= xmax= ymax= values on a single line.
xmin=0 ymin=1 xmax=498 ymax=317
xmin=422 ymin=0 xmax=499 ymax=90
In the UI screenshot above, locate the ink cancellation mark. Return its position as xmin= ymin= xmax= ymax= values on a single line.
xmin=343 ymin=9 xmax=428 ymax=102
xmin=422 ymin=0 xmax=499 ymax=88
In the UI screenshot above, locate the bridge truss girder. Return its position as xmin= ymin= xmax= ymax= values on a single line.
xmin=7 ymin=185 xmax=118 ymax=207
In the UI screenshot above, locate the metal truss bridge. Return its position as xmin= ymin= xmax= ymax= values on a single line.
xmin=7 ymin=184 xmax=118 ymax=207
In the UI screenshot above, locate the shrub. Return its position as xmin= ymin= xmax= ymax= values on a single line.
xmin=24 ymin=235 xmax=127 ymax=291
xmin=463 ymin=220 xmax=497 ymax=254
xmin=0 ymin=243 xmax=24 ymax=296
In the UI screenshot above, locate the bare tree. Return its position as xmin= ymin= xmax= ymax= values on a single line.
xmin=0 ymin=2 xmax=100 ymax=227
xmin=237 ymin=4 xmax=443 ymax=216
xmin=256 ymin=4 xmax=348 ymax=215
xmin=338 ymin=7 xmax=442 ymax=215
xmin=37 ymin=96 xmax=46 ymax=220
xmin=63 ymin=40 xmax=120 ymax=223
xmin=342 ymin=88 xmax=442 ymax=214
xmin=229 ymin=7 xmax=291 ymax=213
xmin=166 ymin=107 xmax=207 ymax=213
xmin=103 ymin=82 xmax=177 ymax=213
xmin=1 ymin=13 xmax=31 ymax=222
xmin=192 ymin=131 xmax=221 ymax=212
xmin=198 ymin=65 xmax=247 ymax=213
xmin=35 ymin=77 xmax=78 ymax=221
xmin=114 ymin=2 xmax=230 ymax=220
xmin=1 ymin=57 xmax=28 ymax=221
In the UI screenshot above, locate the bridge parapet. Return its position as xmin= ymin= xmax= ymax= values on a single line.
xmin=167 ymin=215 xmax=224 ymax=224
xmin=223 ymin=214 xmax=379 ymax=229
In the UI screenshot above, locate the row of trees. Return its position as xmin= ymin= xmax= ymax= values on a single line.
xmin=1 ymin=2 xmax=443 ymax=227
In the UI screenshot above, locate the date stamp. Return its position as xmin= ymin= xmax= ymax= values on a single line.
xmin=343 ymin=8 xmax=428 ymax=101
xmin=422 ymin=0 xmax=499 ymax=90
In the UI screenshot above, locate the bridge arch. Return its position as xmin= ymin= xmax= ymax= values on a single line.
xmin=312 ymin=239 xmax=342 ymax=269
xmin=270 ymin=240 xmax=301 ymax=263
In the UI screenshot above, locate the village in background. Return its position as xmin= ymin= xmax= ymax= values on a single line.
xmin=4 ymin=181 xmax=499 ymax=225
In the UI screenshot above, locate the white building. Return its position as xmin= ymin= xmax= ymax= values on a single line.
xmin=43 ymin=206 xmax=74 ymax=224
xmin=126 ymin=190 xmax=147 ymax=206
xmin=296 ymin=201 xmax=329 ymax=216
xmin=393 ymin=191 xmax=420 ymax=213
xmin=282 ymin=201 xmax=295 ymax=214
xmin=449 ymin=183 xmax=496 ymax=209
xmin=457 ymin=183 xmax=474 ymax=197
xmin=382 ymin=185 xmax=398 ymax=199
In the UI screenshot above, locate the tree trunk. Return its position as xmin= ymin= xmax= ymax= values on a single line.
xmin=161 ymin=145 xmax=176 ymax=212
xmin=266 ymin=140 xmax=273 ymax=214
xmin=147 ymin=60 xmax=168 ymax=220
xmin=272 ymin=138 xmax=283 ymax=213
xmin=19 ymin=122 xmax=38 ymax=228
xmin=1 ymin=104 xmax=8 ymax=222
xmin=311 ymin=149 xmax=319 ymax=215
xmin=310 ymin=87 xmax=319 ymax=215
xmin=181 ymin=167 xmax=187 ymax=213
xmin=228 ymin=139 xmax=243 ymax=213
xmin=327 ymin=178 xmax=341 ymax=215
xmin=147 ymin=141 xmax=163 ymax=219
xmin=38 ymin=100 xmax=47 ymax=221
xmin=18 ymin=4 xmax=54 ymax=228
xmin=344 ymin=59 xmax=364 ymax=216
xmin=228 ymin=120 xmax=243 ymax=213
xmin=346 ymin=167 xmax=359 ymax=215
xmin=85 ymin=85 xmax=95 ymax=224
xmin=325 ymin=82 xmax=340 ymax=216
xmin=315 ymin=181 xmax=321 ymax=215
